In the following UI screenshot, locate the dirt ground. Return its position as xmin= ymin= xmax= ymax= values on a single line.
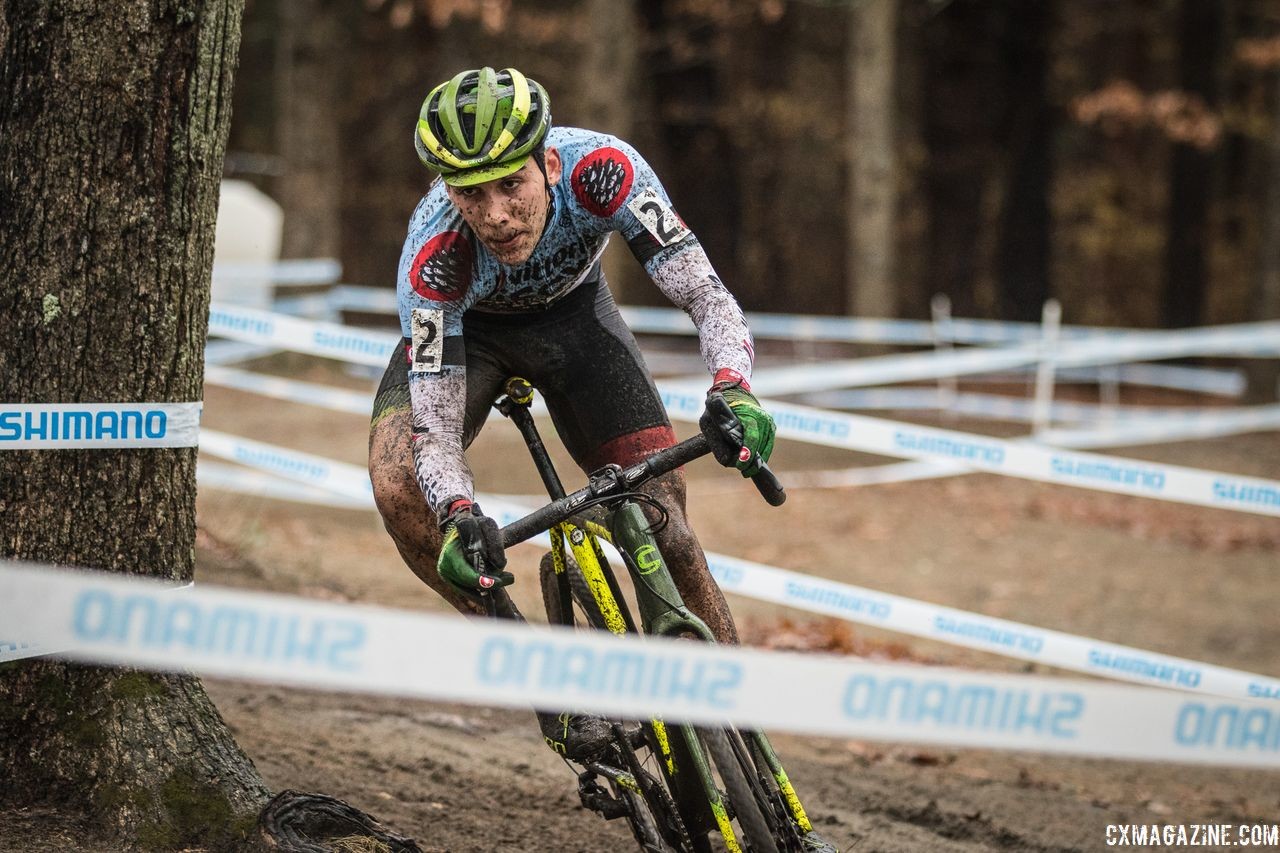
xmin=10 ymin=350 xmax=1280 ymax=851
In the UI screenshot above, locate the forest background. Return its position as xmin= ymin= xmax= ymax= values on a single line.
xmin=229 ymin=0 xmax=1280 ymax=340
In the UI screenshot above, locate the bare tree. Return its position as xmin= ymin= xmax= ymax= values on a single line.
xmin=277 ymin=0 xmax=344 ymax=261
xmin=1247 ymin=56 xmax=1280 ymax=402
xmin=1161 ymin=0 xmax=1227 ymax=328
xmin=847 ymin=0 xmax=898 ymax=317
xmin=0 ymin=1 xmax=269 ymax=846
xmin=582 ymin=0 xmax=650 ymax=305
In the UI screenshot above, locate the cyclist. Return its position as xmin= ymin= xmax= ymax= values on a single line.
xmin=368 ymin=66 xmax=777 ymax=761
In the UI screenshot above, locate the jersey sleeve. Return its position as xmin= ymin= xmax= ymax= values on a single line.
xmin=396 ymin=189 xmax=478 ymax=515
xmin=564 ymin=135 xmax=754 ymax=381
xmin=564 ymin=136 xmax=698 ymax=273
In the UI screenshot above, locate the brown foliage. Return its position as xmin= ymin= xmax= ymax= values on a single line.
xmin=1072 ymin=80 xmax=1222 ymax=150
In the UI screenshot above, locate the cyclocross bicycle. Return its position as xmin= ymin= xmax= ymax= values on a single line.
xmin=485 ymin=377 xmax=835 ymax=853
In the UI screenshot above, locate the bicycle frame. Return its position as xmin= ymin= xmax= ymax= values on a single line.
xmin=494 ymin=378 xmax=816 ymax=852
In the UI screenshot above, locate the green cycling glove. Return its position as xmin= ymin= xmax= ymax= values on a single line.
xmin=437 ymin=501 xmax=513 ymax=595
xmin=700 ymin=369 xmax=776 ymax=478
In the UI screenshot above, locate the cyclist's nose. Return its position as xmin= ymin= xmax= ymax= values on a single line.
xmin=480 ymin=196 xmax=512 ymax=228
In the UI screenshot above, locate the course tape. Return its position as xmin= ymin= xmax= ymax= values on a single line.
xmin=190 ymin=432 xmax=1279 ymax=703
xmin=703 ymin=554 xmax=1280 ymax=703
xmin=197 ymin=461 xmax=372 ymax=510
xmin=212 ymin=258 xmax=341 ymax=286
xmin=208 ymin=302 xmax=398 ymax=368
xmin=0 ymin=403 xmax=202 ymax=449
xmin=204 ymin=366 xmax=372 ymax=416
xmin=1039 ymin=405 xmax=1280 ymax=449
xmin=220 ymin=295 xmax=1249 ymax=394
xmin=200 ymin=366 xmax=1278 ymax=502
xmin=800 ymin=388 xmax=1277 ymax=429
xmin=203 ymin=305 xmax=1280 ymax=516
xmin=715 ymin=321 xmax=1280 ymax=398
xmin=323 ymin=285 xmax=1266 ymax=350
xmin=654 ymin=389 xmax=1280 ymax=517
xmin=199 ymin=430 xmax=374 ymax=500
xmin=2 ymin=563 xmax=1276 ymax=767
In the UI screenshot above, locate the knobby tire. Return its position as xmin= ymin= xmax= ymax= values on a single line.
xmin=701 ymin=728 xmax=782 ymax=853
xmin=539 ymin=551 xmax=680 ymax=853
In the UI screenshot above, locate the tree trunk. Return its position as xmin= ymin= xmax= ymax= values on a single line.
xmin=995 ymin=0 xmax=1054 ymax=322
xmin=1161 ymin=0 xmax=1225 ymax=328
xmin=1246 ymin=67 xmax=1280 ymax=403
xmin=582 ymin=0 xmax=649 ymax=306
xmin=0 ymin=1 xmax=269 ymax=848
xmin=922 ymin=1 xmax=1004 ymax=317
xmin=847 ymin=0 xmax=898 ymax=318
xmin=276 ymin=0 xmax=343 ymax=261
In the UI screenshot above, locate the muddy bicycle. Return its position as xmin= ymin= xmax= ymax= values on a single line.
xmin=482 ymin=377 xmax=835 ymax=853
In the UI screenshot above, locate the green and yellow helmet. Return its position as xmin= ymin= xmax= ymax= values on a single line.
xmin=414 ymin=66 xmax=551 ymax=187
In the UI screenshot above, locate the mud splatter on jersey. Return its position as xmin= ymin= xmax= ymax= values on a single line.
xmin=397 ymin=126 xmax=755 ymax=513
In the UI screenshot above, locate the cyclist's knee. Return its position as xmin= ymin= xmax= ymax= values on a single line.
xmin=369 ymin=409 xmax=419 ymax=511
xmin=643 ymin=468 xmax=688 ymax=514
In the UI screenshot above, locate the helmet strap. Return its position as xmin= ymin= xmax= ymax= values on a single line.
xmin=530 ymin=145 xmax=554 ymax=226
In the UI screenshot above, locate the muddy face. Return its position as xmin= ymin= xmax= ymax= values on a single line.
xmin=446 ymin=149 xmax=562 ymax=265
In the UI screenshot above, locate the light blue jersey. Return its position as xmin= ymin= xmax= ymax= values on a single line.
xmin=396 ymin=126 xmax=755 ymax=512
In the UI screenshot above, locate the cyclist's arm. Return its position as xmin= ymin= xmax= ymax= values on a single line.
xmin=647 ymin=249 xmax=754 ymax=384
xmin=397 ymin=193 xmax=479 ymax=518
xmin=584 ymin=138 xmax=754 ymax=382
xmin=407 ymin=365 xmax=474 ymax=517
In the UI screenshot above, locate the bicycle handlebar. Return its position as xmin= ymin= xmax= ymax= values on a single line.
xmin=750 ymin=460 xmax=786 ymax=507
xmin=499 ymin=432 xmax=785 ymax=549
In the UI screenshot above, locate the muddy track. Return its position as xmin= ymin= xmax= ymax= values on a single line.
xmin=3 ymin=373 xmax=1276 ymax=850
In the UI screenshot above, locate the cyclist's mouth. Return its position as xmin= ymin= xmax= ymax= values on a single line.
xmin=488 ymin=232 xmax=523 ymax=252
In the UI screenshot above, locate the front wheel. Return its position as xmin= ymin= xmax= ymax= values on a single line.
xmin=540 ymin=551 xmax=689 ymax=852
xmin=700 ymin=728 xmax=782 ymax=853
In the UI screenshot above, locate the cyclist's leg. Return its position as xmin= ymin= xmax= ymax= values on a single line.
xmin=588 ymin=438 xmax=738 ymax=645
xmin=368 ymin=341 xmax=514 ymax=618
xmin=506 ymin=276 xmax=739 ymax=645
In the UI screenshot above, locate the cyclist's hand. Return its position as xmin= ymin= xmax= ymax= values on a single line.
xmin=437 ymin=501 xmax=513 ymax=594
xmin=700 ymin=371 xmax=776 ymax=478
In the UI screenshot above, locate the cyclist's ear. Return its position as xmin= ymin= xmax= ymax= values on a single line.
xmin=544 ymin=146 xmax=563 ymax=186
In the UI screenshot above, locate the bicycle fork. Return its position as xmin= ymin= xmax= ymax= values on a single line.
xmin=612 ymin=502 xmax=816 ymax=848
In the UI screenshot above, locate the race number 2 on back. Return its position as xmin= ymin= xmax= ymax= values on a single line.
xmin=410 ymin=308 xmax=444 ymax=373
xmin=628 ymin=187 xmax=690 ymax=247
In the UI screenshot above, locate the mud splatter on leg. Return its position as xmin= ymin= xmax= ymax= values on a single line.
xmin=643 ymin=470 xmax=739 ymax=644
xmin=369 ymin=407 xmax=484 ymax=616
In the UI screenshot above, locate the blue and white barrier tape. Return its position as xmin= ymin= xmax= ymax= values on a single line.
xmin=202 ymin=306 xmax=1280 ymax=516
xmin=199 ymin=430 xmax=374 ymax=501
xmin=201 ymin=366 xmax=1278 ymax=496
xmin=707 ymin=321 xmax=1280 ymax=398
xmin=188 ymin=432 xmax=1278 ymax=703
xmin=208 ymin=303 xmax=398 ymax=368
xmin=212 ymin=258 xmax=342 ymax=286
xmin=799 ymin=389 xmax=1271 ymax=427
xmin=1039 ymin=405 xmax=1280 ymax=449
xmin=323 ymin=285 xmax=1248 ymax=349
xmin=0 ymin=403 xmax=202 ymax=449
xmin=655 ymin=389 xmax=1280 ymax=517
xmin=204 ymin=367 xmax=373 ymax=416
xmin=197 ymin=461 xmax=372 ymax=510
xmin=703 ymin=554 xmax=1280 ymax=703
xmin=217 ymin=297 xmax=1249 ymax=397
xmin=2 ymin=563 xmax=1276 ymax=767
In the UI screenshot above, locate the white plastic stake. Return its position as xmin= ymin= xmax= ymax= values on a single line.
xmin=930 ymin=293 xmax=958 ymax=419
xmin=1031 ymin=299 xmax=1062 ymax=437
